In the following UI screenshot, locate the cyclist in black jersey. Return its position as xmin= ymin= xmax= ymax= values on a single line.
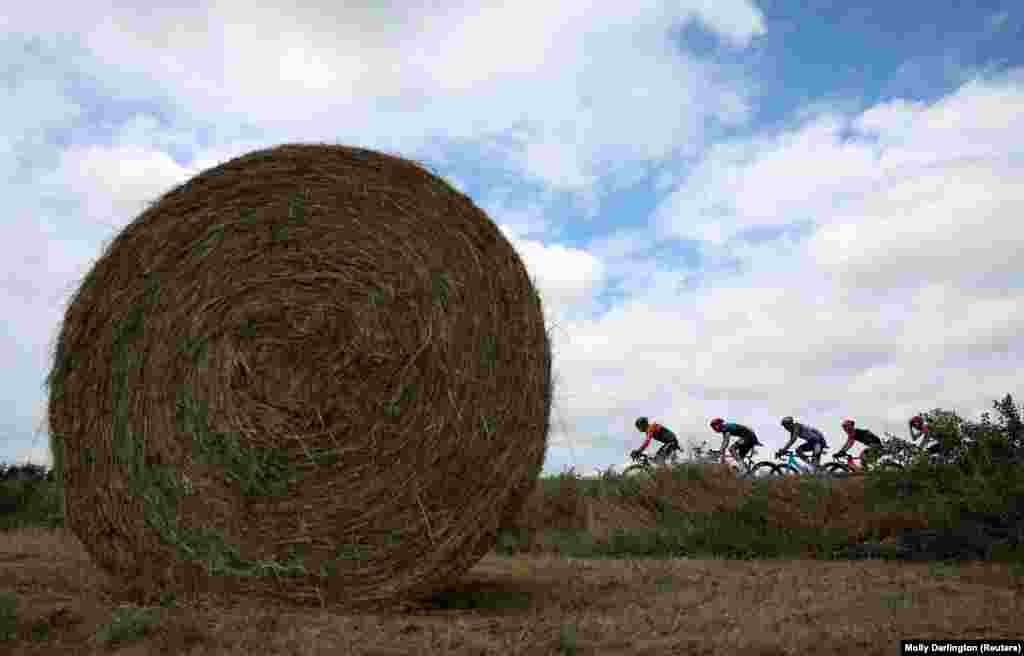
xmin=837 ymin=419 xmax=883 ymax=467
xmin=710 ymin=418 xmax=762 ymax=463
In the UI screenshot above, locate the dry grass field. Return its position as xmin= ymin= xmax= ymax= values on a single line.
xmin=1 ymin=527 xmax=1022 ymax=655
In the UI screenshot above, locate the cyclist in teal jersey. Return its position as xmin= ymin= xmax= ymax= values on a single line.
xmin=710 ymin=418 xmax=762 ymax=463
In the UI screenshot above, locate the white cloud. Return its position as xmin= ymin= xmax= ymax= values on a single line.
xmin=46 ymin=145 xmax=191 ymax=227
xmin=492 ymin=207 xmax=551 ymax=240
xmin=504 ymin=232 xmax=605 ymax=314
xmin=658 ymin=73 xmax=1024 ymax=247
xmin=683 ymin=0 xmax=767 ymax=46
xmin=5 ymin=1 xmax=764 ymax=200
xmin=810 ymin=161 xmax=1024 ymax=290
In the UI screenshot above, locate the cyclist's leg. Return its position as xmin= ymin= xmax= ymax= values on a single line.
xmin=735 ymin=438 xmax=754 ymax=463
xmin=811 ymin=440 xmax=825 ymax=467
xmin=796 ymin=442 xmax=813 ymax=464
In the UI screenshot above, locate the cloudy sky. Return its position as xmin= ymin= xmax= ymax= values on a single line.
xmin=3 ymin=1 xmax=1022 ymax=476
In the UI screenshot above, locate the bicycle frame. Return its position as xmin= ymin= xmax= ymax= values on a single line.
xmin=833 ymin=452 xmax=866 ymax=472
xmin=834 ymin=451 xmax=905 ymax=475
xmin=706 ymin=447 xmax=755 ymax=473
xmin=778 ymin=450 xmax=823 ymax=474
xmin=622 ymin=449 xmax=679 ymax=477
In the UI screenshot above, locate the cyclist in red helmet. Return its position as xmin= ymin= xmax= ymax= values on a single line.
xmin=837 ymin=419 xmax=883 ymax=467
xmin=631 ymin=417 xmax=681 ymax=464
xmin=710 ymin=418 xmax=761 ymax=464
xmin=910 ymin=414 xmax=950 ymax=457
xmin=909 ymin=415 xmax=929 ymax=443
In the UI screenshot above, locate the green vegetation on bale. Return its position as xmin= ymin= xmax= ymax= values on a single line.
xmin=558 ymin=622 xmax=578 ymax=655
xmin=480 ymin=334 xmax=497 ymax=369
xmin=382 ymin=383 xmax=414 ymax=418
xmin=0 ymin=591 xmax=16 ymax=642
xmin=270 ymin=190 xmax=307 ymax=241
xmin=431 ymin=270 xmax=450 ymax=309
xmin=53 ymin=266 xmax=308 ymax=580
xmin=190 ymin=222 xmax=227 ymax=259
xmin=94 ymin=605 xmax=162 ymax=646
xmin=174 ymin=389 xmax=295 ymax=497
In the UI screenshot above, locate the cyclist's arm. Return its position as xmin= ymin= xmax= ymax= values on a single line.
xmin=837 ymin=436 xmax=854 ymax=455
xmin=719 ymin=434 xmax=731 ymax=457
xmin=779 ymin=432 xmax=796 ymax=452
xmin=638 ymin=430 xmax=653 ymax=452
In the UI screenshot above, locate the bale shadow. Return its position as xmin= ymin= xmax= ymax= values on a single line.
xmin=426 ymin=583 xmax=534 ymax=611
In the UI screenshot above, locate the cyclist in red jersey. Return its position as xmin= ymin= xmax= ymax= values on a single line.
xmin=631 ymin=417 xmax=681 ymax=464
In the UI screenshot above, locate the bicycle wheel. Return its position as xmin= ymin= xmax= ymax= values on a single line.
xmin=622 ymin=464 xmax=652 ymax=479
xmin=776 ymin=464 xmax=802 ymax=477
xmin=824 ymin=463 xmax=854 ymax=478
xmin=744 ymin=462 xmax=780 ymax=479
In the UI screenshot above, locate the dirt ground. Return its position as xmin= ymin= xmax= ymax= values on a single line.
xmin=1 ymin=527 xmax=1021 ymax=655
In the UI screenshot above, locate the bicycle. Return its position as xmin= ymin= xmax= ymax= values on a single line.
xmin=703 ymin=447 xmax=780 ymax=479
xmin=825 ymin=451 xmax=904 ymax=477
xmin=688 ymin=440 xmax=712 ymax=463
xmin=622 ymin=450 xmax=680 ymax=478
xmin=774 ymin=449 xmax=834 ymax=477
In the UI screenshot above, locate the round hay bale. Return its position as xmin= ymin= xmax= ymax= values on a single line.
xmin=46 ymin=143 xmax=551 ymax=607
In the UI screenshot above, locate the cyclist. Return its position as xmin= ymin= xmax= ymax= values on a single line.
xmin=631 ymin=417 xmax=681 ymax=465
xmin=710 ymin=418 xmax=762 ymax=464
xmin=836 ymin=419 xmax=883 ymax=468
xmin=910 ymin=414 xmax=959 ymax=459
xmin=777 ymin=416 xmax=828 ymax=468
xmin=909 ymin=415 xmax=929 ymax=444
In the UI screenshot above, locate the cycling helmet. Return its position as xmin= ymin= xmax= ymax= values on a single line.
xmin=780 ymin=416 xmax=795 ymax=428
xmin=635 ymin=417 xmax=649 ymax=431
xmin=909 ymin=415 xmax=924 ymax=428
xmin=842 ymin=419 xmax=855 ymax=431
xmin=710 ymin=417 xmax=725 ymax=431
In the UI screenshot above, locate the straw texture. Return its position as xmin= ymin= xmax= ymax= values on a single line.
xmin=46 ymin=143 xmax=552 ymax=607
